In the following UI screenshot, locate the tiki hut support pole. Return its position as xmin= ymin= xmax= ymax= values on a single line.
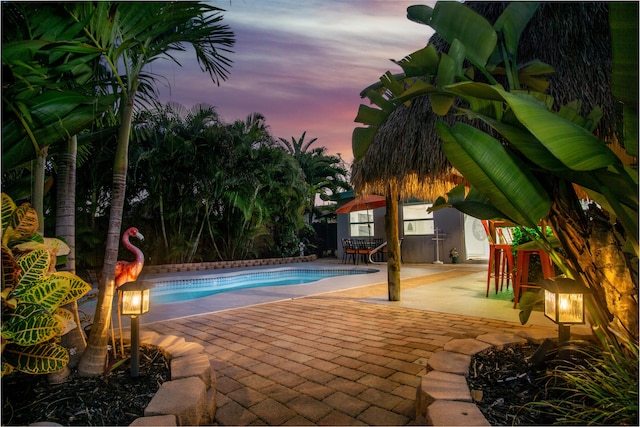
xmin=386 ymin=183 xmax=401 ymax=301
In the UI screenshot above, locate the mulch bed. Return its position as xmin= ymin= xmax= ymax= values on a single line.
xmin=2 ymin=345 xmax=170 ymax=426
xmin=4 ymin=339 xmax=585 ymax=426
xmin=467 ymin=341 xmax=584 ymax=425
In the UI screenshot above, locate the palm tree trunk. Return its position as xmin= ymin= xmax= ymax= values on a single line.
xmin=386 ymin=183 xmax=401 ymax=301
xmin=159 ymin=192 xmax=169 ymax=253
xmin=56 ymin=136 xmax=77 ymax=272
xmin=32 ymin=146 xmax=48 ymax=234
xmin=78 ymin=98 xmax=135 ymax=376
xmin=55 ymin=135 xmax=87 ymax=369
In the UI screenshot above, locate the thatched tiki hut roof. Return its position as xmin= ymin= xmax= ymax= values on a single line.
xmin=351 ymin=2 xmax=620 ymax=200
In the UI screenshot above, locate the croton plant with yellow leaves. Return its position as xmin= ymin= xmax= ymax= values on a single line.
xmin=1 ymin=193 xmax=91 ymax=377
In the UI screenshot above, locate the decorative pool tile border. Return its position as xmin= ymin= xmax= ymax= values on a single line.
xmin=142 ymin=255 xmax=318 ymax=275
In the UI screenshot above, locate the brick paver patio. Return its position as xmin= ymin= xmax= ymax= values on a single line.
xmin=144 ymin=269 xmax=554 ymax=425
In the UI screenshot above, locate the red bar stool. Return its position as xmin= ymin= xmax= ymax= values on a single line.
xmin=482 ymin=221 xmax=514 ymax=297
xmin=513 ymin=249 xmax=555 ymax=308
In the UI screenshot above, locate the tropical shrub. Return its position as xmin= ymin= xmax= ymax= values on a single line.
xmin=526 ymin=337 xmax=639 ymax=425
xmin=1 ymin=193 xmax=91 ymax=377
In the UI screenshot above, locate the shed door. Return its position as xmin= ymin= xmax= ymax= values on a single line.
xmin=464 ymin=214 xmax=490 ymax=260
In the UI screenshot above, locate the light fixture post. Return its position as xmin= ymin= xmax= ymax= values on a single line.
xmin=130 ymin=315 xmax=141 ymax=377
xmin=541 ymin=277 xmax=589 ymax=360
xmin=119 ymin=281 xmax=153 ymax=378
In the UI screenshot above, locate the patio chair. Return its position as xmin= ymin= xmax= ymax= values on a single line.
xmin=355 ymin=239 xmax=374 ymax=264
xmin=482 ymin=220 xmax=514 ymax=296
xmin=342 ymin=239 xmax=358 ymax=264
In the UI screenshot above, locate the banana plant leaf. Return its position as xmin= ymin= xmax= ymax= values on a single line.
xmin=437 ymin=121 xmax=551 ymax=226
xmin=430 ymin=185 xmax=510 ymax=221
xmin=491 ymin=2 xmax=540 ymax=63
xmin=446 ymin=82 xmax=621 ymax=171
xmin=407 ymin=2 xmax=497 ymax=70
xmin=609 ymin=2 xmax=638 ymax=156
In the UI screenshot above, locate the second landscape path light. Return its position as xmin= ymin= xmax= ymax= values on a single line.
xmin=541 ymin=276 xmax=590 ymax=359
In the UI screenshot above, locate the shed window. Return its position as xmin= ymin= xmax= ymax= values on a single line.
xmin=403 ymin=203 xmax=434 ymax=235
xmin=349 ymin=210 xmax=374 ymax=237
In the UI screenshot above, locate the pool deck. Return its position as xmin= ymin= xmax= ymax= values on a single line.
xmin=136 ymin=259 xmax=557 ymax=327
xmin=118 ymin=259 xmax=589 ymax=425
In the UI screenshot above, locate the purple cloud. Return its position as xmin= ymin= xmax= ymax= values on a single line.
xmin=150 ymin=0 xmax=435 ymax=163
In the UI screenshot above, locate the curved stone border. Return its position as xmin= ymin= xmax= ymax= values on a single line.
xmin=416 ymin=329 xmax=557 ymax=426
xmin=142 ymin=255 xmax=318 ymax=275
xmin=126 ymin=331 xmax=216 ymax=426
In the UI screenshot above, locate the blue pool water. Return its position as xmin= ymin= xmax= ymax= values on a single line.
xmin=151 ymin=268 xmax=376 ymax=304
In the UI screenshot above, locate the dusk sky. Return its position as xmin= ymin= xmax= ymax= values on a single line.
xmin=151 ymin=0 xmax=436 ymax=164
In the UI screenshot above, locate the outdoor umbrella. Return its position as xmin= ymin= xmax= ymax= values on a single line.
xmin=335 ymin=194 xmax=386 ymax=214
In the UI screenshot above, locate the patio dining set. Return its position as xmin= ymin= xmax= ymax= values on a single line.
xmin=341 ymin=238 xmax=386 ymax=265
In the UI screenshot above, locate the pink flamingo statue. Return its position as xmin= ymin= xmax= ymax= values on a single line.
xmin=113 ymin=227 xmax=145 ymax=358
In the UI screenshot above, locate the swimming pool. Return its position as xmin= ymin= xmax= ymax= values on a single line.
xmin=151 ymin=267 xmax=377 ymax=304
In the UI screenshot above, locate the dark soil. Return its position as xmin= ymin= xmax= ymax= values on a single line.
xmin=2 ymin=345 xmax=170 ymax=426
xmin=467 ymin=341 xmax=582 ymax=426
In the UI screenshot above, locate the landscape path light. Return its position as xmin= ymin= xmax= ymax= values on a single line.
xmin=120 ymin=280 xmax=153 ymax=377
xmin=540 ymin=276 xmax=590 ymax=358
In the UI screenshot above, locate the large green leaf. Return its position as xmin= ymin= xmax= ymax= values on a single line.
xmin=457 ymin=107 xmax=569 ymax=172
xmin=609 ymin=2 xmax=638 ymax=157
xmin=437 ymin=121 xmax=551 ymax=226
xmin=431 ymin=185 xmax=511 ymax=221
xmin=392 ymin=45 xmax=440 ymax=78
xmin=498 ymin=90 xmax=621 ymax=171
xmin=493 ymin=3 xmax=540 ymax=60
xmin=18 ymin=275 xmax=71 ymax=313
xmin=54 ymin=271 xmax=91 ymax=306
xmin=407 ymin=3 xmax=497 ymax=69
xmin=3 ymin=342 xmax=69 ymax=375
xmin=2 ymin=94 xmax=116 ymax=172
xmin=352 ymin=127 xmax=378 ymax=162
xmin=517 ymin=60 xmax=553 ymax=92
xmin=448 ymin=82 xmax=621 ymax=171
xmin=14 ymin=248 xmax=51 ymax=295
xmin=354 ymin=104 xmax=388 ymax=127
xmin=2 ymin=303 xmax=63 ymax=346
xmin=431 ymin=53 xmax=456 ymax=115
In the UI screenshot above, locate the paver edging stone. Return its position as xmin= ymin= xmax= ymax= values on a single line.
xmin=119 ymin=332 xmax=216 ymax=426
xmin=417 ymin=330 xmax=557 ymax=426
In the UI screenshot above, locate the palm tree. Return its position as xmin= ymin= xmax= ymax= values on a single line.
xmin=131 ymin=103 xmax=224 ymax=263
xmin=73 ymin=2 xmax=235 ymax=377
xmin=278 ymin=132 xmax=351 ymax=223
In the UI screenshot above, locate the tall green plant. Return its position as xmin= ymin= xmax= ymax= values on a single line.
xmin=352 ymin=2 xmax=638 ymax=341
xmin=278 ymin=132 xmax=351 ymax=223
xmin=1 ymin=193 xmax=91 ymax=377
xmin=67 ymin=2 xmax=235 ymax=377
